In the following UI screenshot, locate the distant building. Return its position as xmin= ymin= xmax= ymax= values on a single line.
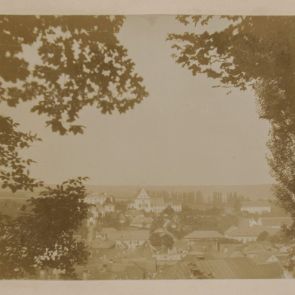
xmin=183 ymin=230 xmax=224 ymax=251
xmin=225 ymin=226 xmax=279 ymax=243
xmin=241 ymin=216 xmax=292 ymax=229
xmin=85 ymin=192 xmax=111 ymax=205
xmin=153 ymin=250 xmax=183 ymax=265
xmin=240 ymin=200 xmax=271 ymax=214
xmin=259 ymin=217 xmax=292 ymax=229
xmin=130 ymin=214 xmax=153 ymax=229
xmin=129 ymin=188 xmax=182 ymax=213
xmin=129 ymin=188 xmax=151 ymax=212
xmin=98 ymin=227 xmax=150 ymax=250
xmin=85 ymin=194 xmax=115 ymax=218
xmin=184 ymin=230 xmax=224 ymax=241
xmin=102 ymin=197 xmax=115 ymax=214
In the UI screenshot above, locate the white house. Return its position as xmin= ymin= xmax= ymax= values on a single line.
xmin=129 ymin=188 xmax=182 ymax=213
xmin=85 ymin=193 xmax=112 ymax=205
xmin=129 ymin=188 xmax=152 ymax=212
xmin=98 ymin=228 xmax=150 ymax=250
xmin=85 ymin=193 xmax=115 ymax=217
xmin=244 ymin=216 xmax=292 ymax=229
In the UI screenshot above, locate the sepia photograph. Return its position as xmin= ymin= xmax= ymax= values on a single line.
xmin=1 ymin=10 xmax=295 ymax=285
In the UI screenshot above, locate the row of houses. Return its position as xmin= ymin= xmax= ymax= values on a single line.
xmin=128 ymin=188 xmax=182 ymax=213
xmin=240 ymin=200 xmax=272 ymax=214
xmin=82 ymin=225 xmax=294 ymax=279
xmin=88 ymin=226 xmax=290 ymax=259
xmin=85 ymin=188 xmax=183 ymax=216
xmin=85 ymin=188 xmax=276 ymax=215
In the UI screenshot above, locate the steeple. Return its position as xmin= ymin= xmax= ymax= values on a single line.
xmin=137 ymin=188 xmax=150 ymax=199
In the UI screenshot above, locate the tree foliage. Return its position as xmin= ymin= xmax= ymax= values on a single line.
xmin=149 ymin=232 xmax=174 ymax=250
xmin=0 ymin=115 xmax=42 ymax=192
xmin=0 ymin=15 xmax=148 ymax=135
xmin=168 ymin=15 xmax=295 ymax=234
xmin=0 ymin=15 xmax=148 ymax=192
xmin=0 ymin=178 xmax=89 ymax=279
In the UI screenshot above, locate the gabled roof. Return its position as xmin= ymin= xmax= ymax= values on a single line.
xmin=137 ymin=188 xmax=150 ymax=199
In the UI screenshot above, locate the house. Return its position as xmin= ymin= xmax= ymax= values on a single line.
xmin=85 ymin=192 xmax=113 ymax=205
xmin=242 ymin=241 xmax=275 ymax=254
xmin=114 ymin=230 xmax=150 ymax=250
xmin=86 ymin=195 xmax=115 ymax=219
xmin=183 ymin=230 xmax=224 ymax=252
xmin=241 ymin=216 xmax=292 ymax=229
xmin=153 ymin=251 xmax=183 ymax=265
xmin=218 ymin=243 xmax=244 ymax=258
xmin=240 ymin=200 xmax=271 ymax=214
xmin=129 ymin=188 xmax=182 ymax=213
xmin=259 ymin=217 xmax=292 ymax=229
xmin=102 ymin=197 xmax=115 ymax=214
xmin=184 ymin=244 xmax=207 ymax=260
xmin=130 ymin=214 xmax=153 ymax=229
xmin=129 ymin=188 xmax=151 ymax=212
xmin=152 ymin=245 xmax=186 ymax=264
xmin=225 ymin=226 xmax=279 ymax=243
xmin=98 ymin=228 xmax=150 ymax=249
xmin=184 ymin=230 xmax=224 ymax=241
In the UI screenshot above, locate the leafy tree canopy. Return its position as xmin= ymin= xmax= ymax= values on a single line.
xmin=0 ymin=116 xmax=42 ymax=192
xmin=168 ymin=15 xmax=295 ymax=234
xmin=0 ymin=15 xmax=148 ymax=192
xmin=0 ymin=15 xmax=148 ymax=135
xmin=0 ymin=178 xmax=89 ymax=279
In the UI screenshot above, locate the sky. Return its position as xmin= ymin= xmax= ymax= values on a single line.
xmin=3 ymin=15 xmax=273 ymax=186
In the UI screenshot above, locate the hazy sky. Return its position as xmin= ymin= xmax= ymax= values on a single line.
xmin=3 ymin=15 xmax=273 ymax=186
